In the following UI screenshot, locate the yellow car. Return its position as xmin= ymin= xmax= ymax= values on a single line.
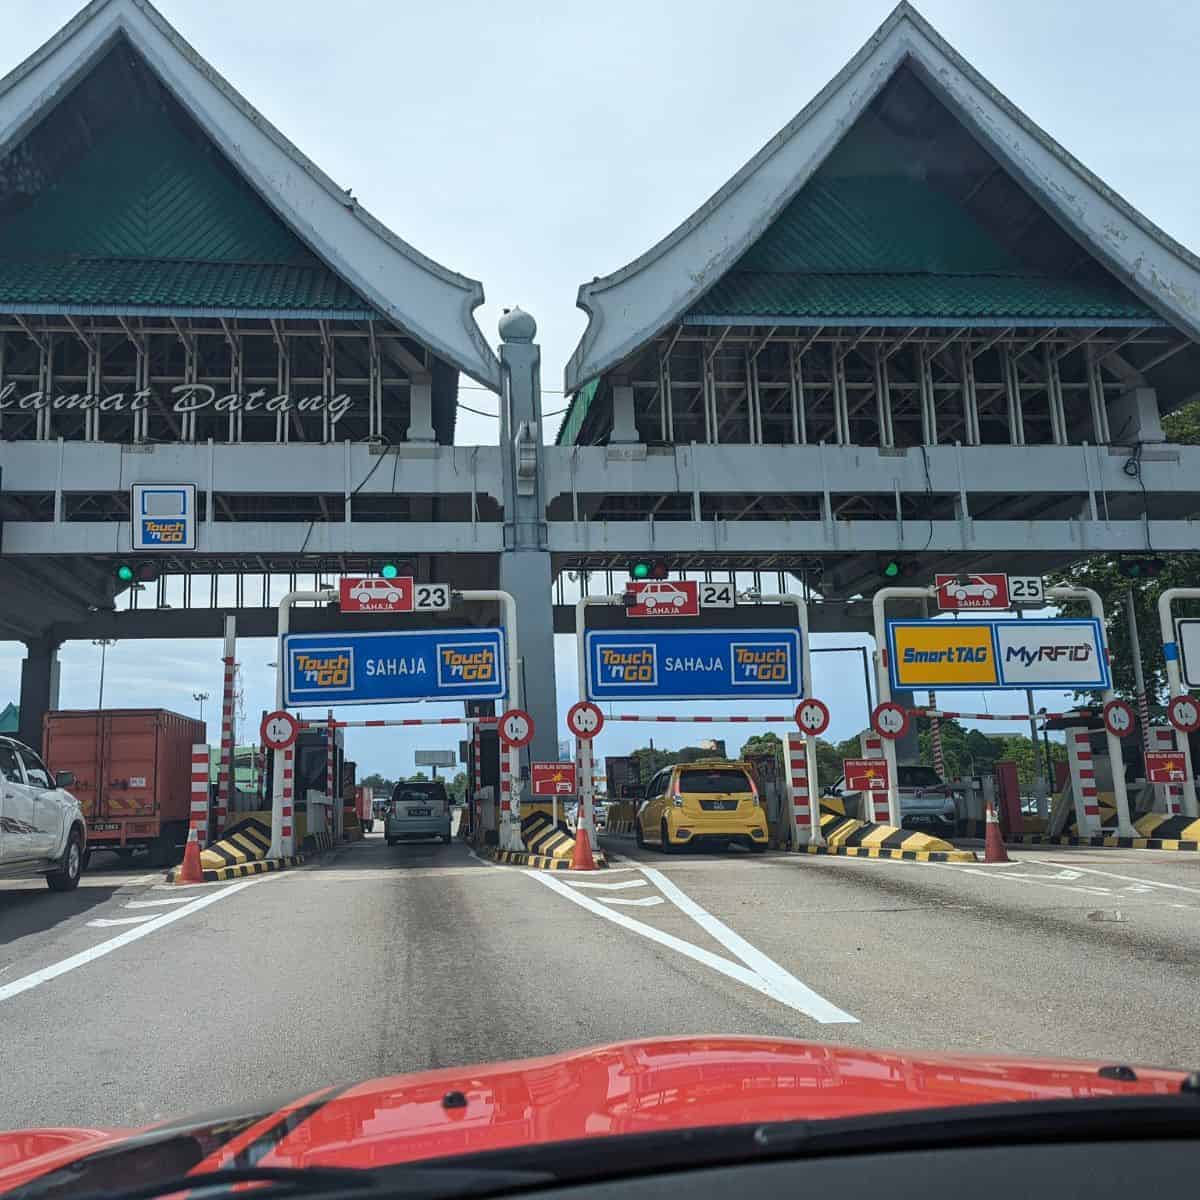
xmin=635 ymin=759 xmax=768 ymax=853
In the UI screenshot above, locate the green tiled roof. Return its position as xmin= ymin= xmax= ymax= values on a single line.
xmin=688 ymin=176 xmax=1158 ymax=324
xmin=556 ymin=376 xmax=600 ymax=445
xmin=690 ymin=271 xmax=1155 ymax=322
xmin=0 ymin=259 xmax=371 ymax=314
xmin=0 ymin=106 xmax=372 ymax=315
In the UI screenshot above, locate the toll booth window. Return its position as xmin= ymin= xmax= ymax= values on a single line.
xmin=0 ymin=744 xmax=21 ymax=783
xmin=678 ymin=769 xmax=753 ymax=794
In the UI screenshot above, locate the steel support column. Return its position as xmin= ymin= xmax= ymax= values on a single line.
xmin=18 ymin=637 xmax=61 ymax=752
xmin=498 ymin=308 xmax=558 ymax=765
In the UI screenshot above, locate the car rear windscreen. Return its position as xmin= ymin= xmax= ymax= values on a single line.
xmin=392 ymin=782 xmax=447 ymax=804
xmin=898 ymin=766 xmax=944 ymax=788
xmin=678 ymin=769 xmax=753 ymax=794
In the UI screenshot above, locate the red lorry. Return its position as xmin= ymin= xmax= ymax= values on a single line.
xmin=43 ymin=709 xmax=206 ymax=866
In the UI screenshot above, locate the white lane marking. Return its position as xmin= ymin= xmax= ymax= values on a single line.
xmin=531 ymin=871 xmax=856 ymax=1024
xmin=0 ymin=879 xmax=264 ymax=1004
xmin=1039 ymin=860 xmax=1200 ymax=897
xmin=635 ymin=864 xmax=856 ymax=1020
xmin=563 ymin=878 xmax=648 ymax=891
xmin=86 ymin=915 xmax=156 ymax=927
xmin=594 ymin=895 xmax=664 ymax=907
xmin=123 ymin=895 xmax=198 ymax=908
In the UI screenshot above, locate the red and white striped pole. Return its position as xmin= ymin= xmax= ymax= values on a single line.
xmin=216 ymin=615 xmax=237 ymax=834
xmin=190 ymin=742 xmax=211 ymax=849
xmin=279 ymin=745 xmax=295 ymax=856
xmin=860 ymin=732 xmax=891 ymax=825
xmin=1066 ymin=727 xmax=1100 ymax=835
xmin=928 ymin=689 xmax=946 ymax=779
xmin=326 ymin=709 xmax=340 ymax=842
xmin=784 ymin=730 xmax=821 ymax=847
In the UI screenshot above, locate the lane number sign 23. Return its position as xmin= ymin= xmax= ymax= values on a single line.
xmin=413 ymin=584 xmax=450 ymax=612
xmin=1008 ymin=576 xmax=1044 ymax=604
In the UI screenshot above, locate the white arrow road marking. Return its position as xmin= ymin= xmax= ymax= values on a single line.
xmin=532 ymin=870 xmax=856 ymax=1024
xmin=0 ymin=879 xmax=264 ymax=1004
xmin=123 ymin=895 xmax=199 ymax=908
xmin=563 ymin=878 xmax=648 ymax=890
xmin=1040 ymin=861 xmax=1200 ymax=897
xmin=86 ymin=915 xmax=156 ymax=927
xmin=591 ymin=896 xmax=664 ymax=907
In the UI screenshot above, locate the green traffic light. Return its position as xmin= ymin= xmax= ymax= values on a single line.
xmin=116 ymin=564 xmax=135 ymax=582
xmin=380 ymin=563 xmax=399 ymax=579
xmin=883 ymin=560 xmax=901 ymax=578
xmin=632 ymin=562 xmax=651 ymax=580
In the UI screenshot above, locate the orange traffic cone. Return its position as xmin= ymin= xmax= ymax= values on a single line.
xmin=984 ymin=799 xmax=1010 ymax=864
xmin=571 ymin=823 xmax=597 ymax=871
xmin=176 ymin=827 xmax=204 ymax=884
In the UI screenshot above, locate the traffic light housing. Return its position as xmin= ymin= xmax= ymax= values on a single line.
xmin=114 ymin=562 xmax=160 ymax=585
xmin=628 ymin=558 xmax=669 ymax=581
xmin=1118 ymin=557 xmax=1164 ymax=580
xmin=879 ymin=557 xmax=919 ymax=581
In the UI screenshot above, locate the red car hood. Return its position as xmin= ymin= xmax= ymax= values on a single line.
xmin=0 ymin=1036 xmax=1188 ymax=1194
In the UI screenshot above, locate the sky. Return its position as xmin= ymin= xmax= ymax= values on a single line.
xmin=3 ymin=0 xmax=1196 ymax=776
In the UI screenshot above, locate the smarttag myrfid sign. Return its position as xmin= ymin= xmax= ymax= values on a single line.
xmin=532 ymin=762 xmax=577 ymax=796
xmin=131 ymin=483 xmax=196 ymax=551
xmin=887 ymin=619 xmax=1108 ymax=691
xmin=283 ymin=628 xmax=505 ymax=705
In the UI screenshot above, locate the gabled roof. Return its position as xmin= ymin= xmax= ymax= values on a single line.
xmin=0 ymin=0 xmax=499 ymax=387
xmin=564 ymin=1 xmax=1200 ymax=393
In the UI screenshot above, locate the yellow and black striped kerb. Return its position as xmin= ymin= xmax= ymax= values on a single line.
xmin=166 ymin=853 xmax=304 ymax=883
xmin=481 ymin=842 xmax=608 ymax=871
xmin=521 ymin=810 xmax=576 ymax=859
xmin=200 ymin=817 xmax=272 ymax=870
xmin=1008 ymin=810 xmax=1200 ymax=851
xmin=808 ymin=811 xmax=976 ymax=863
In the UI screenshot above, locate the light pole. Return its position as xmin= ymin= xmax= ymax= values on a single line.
xmin=92 ymin=639 xmax=116 ymax=708
xmin=193 ymin=691 xmax=211 ymax=724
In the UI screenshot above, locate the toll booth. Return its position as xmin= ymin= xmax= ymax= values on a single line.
xmin=264 ymin=727 xmax=343 ymax=847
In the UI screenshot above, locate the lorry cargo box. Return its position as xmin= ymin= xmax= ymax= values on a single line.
xmin=43 ymin=709 xmax=206 ymax=866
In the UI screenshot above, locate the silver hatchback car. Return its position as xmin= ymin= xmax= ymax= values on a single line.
xmin=385 ymin=780 xmax=452 ymax=845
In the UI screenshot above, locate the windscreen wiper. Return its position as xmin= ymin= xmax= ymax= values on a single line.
xmin=64 ymin=1163 xmax=555 ymax=1200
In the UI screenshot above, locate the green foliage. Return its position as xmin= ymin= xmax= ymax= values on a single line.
xmin=445 ymin=771 xmax=468 ymax=802
xmin=359 ymin=772 xmax=394 ymax=793
xmin=629 ymin=744 xmax=718 ymax=785
xmin=739 ymin=732 xmax=785 ymax=763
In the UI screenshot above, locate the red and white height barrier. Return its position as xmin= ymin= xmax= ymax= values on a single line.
xmin=279 ymin=745 xmax=295 ymax=855
xmin=190 ymin=742 xmax=211 ymax=849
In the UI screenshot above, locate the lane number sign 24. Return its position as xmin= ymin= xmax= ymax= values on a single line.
xmin=1008 ymin=576 xmax=1044 ymax=604
xmin=699 ymin=581 xmax=736 ymax=608
xmin=413 ymin=584 xmax=451 ymax=612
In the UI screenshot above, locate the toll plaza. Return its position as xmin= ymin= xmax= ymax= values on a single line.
xmin=1 ymin=0 xmax=1199 ymax=874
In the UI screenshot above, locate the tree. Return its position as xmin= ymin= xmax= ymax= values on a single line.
xmin=1048 ymin=397 xmax=1200 ymax=707
xmin=628 ymin=744 xmax=713 ymax=786
xmin=408 ymin=771 xmax=429 ymax=782
xmin=739 ymin=732 xmax=784 ymax=765
xmin=445 ymin=771 xmax=468 ymax=802
xmin=359 ymin=772 xmax=394 ymax=793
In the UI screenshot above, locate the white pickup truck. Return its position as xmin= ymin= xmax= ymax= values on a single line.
xmin=0 ymin=735 xmax=87 ymax=891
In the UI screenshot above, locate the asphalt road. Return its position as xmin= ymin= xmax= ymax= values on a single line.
xmin=2 ymin=830 xmax=1199 ymax=1130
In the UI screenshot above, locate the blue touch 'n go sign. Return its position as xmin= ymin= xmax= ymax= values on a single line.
xmin=131 ymin=483 xmax=196 ymax=550
xmin=282 ymin=628 xmax=506 ymax=706
xmin=584 ymin=628 xmax=802 ymax=701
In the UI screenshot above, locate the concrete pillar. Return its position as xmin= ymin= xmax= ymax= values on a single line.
xmin=18 ymin=638 xmax=61 ymax=753
xmin=497 ymin=308 xmax=558 ymax=765
xmin=610 ymin=377 xmax=640 ymax=444
xmin=406 ymin=376 xmax=436 ymax=443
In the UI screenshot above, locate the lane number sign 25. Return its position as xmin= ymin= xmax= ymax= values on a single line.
xmin=699 ymin=582 xmax=736 ymax=608
xmin=1008 ymin=576 xmax=1044 ymax=604
xmin=413 ymin=583 xmax=451 ymax=612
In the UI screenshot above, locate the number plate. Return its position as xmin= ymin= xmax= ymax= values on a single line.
xmin=407 ymin=807 xmax=432 ymax=817
xmin=413 ymin=584 xmax=451 ymax=612
xmin=92 ymin=822 xmax=121 ymax=832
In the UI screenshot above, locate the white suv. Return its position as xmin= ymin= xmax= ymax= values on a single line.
xmin=0 ymin=736 xmax=87 ymax=891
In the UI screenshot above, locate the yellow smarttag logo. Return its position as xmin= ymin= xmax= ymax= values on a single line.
xmin=891 ymin=623 xmax=998 ymax=687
